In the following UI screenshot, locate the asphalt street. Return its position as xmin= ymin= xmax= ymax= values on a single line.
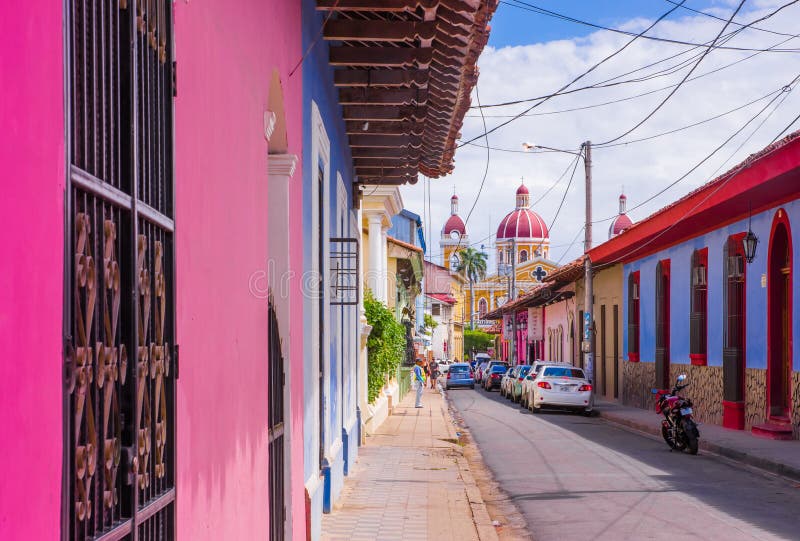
xmin=448 ymin=386 xmax=800 ymax=541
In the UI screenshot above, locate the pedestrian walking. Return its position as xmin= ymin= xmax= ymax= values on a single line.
xmin=429 ymin=359 xmax=439 ymax=389
xmin=414 ymin=359 xmax=426 ymax=408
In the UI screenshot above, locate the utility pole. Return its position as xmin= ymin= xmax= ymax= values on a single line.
xmin=582 ymin=141 xmax=595 ymax=388
xmin=511 ymin=238 xmax=517 ymax=365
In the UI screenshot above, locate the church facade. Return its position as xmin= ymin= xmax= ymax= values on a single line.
xmin=441 ymin=184 xmax=560 ymax=332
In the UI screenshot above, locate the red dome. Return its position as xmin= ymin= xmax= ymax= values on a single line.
xmin=496 ymin=209 xmax=548 ymax=239
xmin=451 ymin=194 xmax=459 ymax=201
xmin=516 ymin=184 xmax=529 ymax=195
xmin=609 ymin=213 xmax=633 ymax=237
xmin=444 ymin=214 xmax=467 ymax=235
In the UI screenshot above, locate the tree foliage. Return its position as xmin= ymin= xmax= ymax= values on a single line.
xmin=364 ymin=289 xmax=406 ymax=403
xmin=423 ymin=313 xmax=438 ymax=332
xmin=464 ymin=329 xmax=495 ymax=358
xmin=456 ymin=247 xmax=488 ymax=330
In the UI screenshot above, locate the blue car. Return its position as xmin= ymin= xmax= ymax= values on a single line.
xmin=445 ymin=363 xmax=475 ymax=390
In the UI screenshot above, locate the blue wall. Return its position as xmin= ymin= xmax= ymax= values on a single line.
xmin=302 ymin=0 xmax=359 ymax=531
xmin=623 ymin=200 xmax=800 ymax=371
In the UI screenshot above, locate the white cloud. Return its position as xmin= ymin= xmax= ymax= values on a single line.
xmin=401 ymin=2 xmax=800 ymax=268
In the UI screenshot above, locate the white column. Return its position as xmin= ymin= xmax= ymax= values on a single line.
xmin=367 ymin=214 xmax=383 ymax=301
xmin=381 ymin=225 xmax=390 ymax=304
xmin=267 ymin=151 xmax=297 ymax=540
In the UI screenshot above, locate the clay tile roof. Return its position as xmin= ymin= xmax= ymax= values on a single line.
xmin=317 ymin=0 xmax=499 ymax=185
xmin=544 ymin=256 xmax=586 ymax=285
xmin=388 ymin=235 xmax=423 ymax=253
xmin=428 ymin=293 xmax=457 ymax=304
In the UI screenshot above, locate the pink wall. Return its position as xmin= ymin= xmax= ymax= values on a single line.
xmin=173 ymin=2 xmax=304 ymax=539
xmin=0 ymin=1 xmax=64 ymax=539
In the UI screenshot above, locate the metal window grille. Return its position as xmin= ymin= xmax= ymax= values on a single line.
xmin=267 ymin=298 xmax=286 ymax=541
xmin=330 ymin=237 xmax=359 ymax=306
xmin=690 ymin=250 xmax=708 ymax=358
xmin=65 ymin=1 xmax=175 ymax=539
xmin=627 ymin=273 xmax=639 ymax=356
xmin=723 ymin=237 xmax=746 ymax=402
xmin=654 ymin=262 xmax=670 ymax=390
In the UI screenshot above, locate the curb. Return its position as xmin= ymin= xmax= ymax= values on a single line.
xmin=596 ymin=409 xmax=800 ymax=483
xmin=439 ymin=390 xmax=500 ymax=541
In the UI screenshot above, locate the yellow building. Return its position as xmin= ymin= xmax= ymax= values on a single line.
xmin=442 ymin=183 xmax=560 ymax=329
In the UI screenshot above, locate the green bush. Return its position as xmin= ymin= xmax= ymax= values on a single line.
xmin=464 ymin=328 xmax=495 ymax=358
xmin=364 ymin=290 xmax=406 ymax=403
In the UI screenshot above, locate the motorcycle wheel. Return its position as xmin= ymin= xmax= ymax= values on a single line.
xmin=661 ymin=425 xmax=677 ymax=449
xmin=684 ymin=420 xmax=699 ymax=455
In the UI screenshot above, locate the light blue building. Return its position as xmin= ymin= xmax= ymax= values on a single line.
xmin=590 ymin=132 xmax=800 ymax=440
xmin=302 ymin=1 xmax=361 ymax=536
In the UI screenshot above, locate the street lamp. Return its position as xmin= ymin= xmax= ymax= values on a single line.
xmin=522 ymin=140 xmax=596 ymax=386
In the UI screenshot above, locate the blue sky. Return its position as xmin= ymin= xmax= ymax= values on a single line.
xmin=489 ymin=1 xmax=722 ymax=47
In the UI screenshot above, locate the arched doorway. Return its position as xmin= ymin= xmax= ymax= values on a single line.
xmin=768 ymin=210 xmax=792 ymax=420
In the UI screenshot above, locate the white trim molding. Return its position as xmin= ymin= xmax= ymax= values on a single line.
xmin=268 ymin=153 xmax=298 ymax=179
xmin=264 ymin=110 xmax=277 ymax=142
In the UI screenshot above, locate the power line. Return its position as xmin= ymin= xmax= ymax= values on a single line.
xmin=591 ymin=72 xmax=800 ymax=224
xmin=769 ymin=110 xmax=800 ymax=143
xmin=470 ymin=3 xmax=799 ymax=111
xmin=599 ymin=118 xmax=796 ymax=265
xmin=466 ymin=36 xmax=797 ymax=114
xmin=664 ymin=0 xmax=797 ymax=37
xmin=594 ymin=86 xmax=783 ymax=148
xmin=457 ymin=0 xmax=688 ymax=148
xmin=555 ymin=226 xmax=586 ymax=265
xmin=597 ymin=0 xmax=749 ymax=146
xmin=463 ymin=86 xmax=782 ymax=154
xmin=501 ymin=0 xmax=800 ymax=52
xmin=705 ymin=82 xmax=796 ymax=179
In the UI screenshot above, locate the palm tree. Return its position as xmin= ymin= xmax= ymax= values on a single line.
xmin=456 ymin=247 xmax=488 ymax=330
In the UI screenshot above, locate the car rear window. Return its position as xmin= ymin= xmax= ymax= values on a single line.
xmin=519 ymin=366 xmax=531 ymax=376
xmin=450 ymin=366 xmax=469 ymax=374
xmin=542 ymin=367 xmax=586 ymax=379
xmin=490 ymin=366 xmax=508 ymax=373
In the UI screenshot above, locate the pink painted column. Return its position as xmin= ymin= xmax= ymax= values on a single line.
xmin=0 ymin=1 xmax=64 ymax=539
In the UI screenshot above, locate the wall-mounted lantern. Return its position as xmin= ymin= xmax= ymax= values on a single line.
xmin=743 ymin=204 xmax=759 ymax=264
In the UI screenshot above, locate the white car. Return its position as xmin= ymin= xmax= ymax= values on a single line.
xmin=437 ymin=360 xmax=452 ymax=374
xmin=520 ymin=361 xmax=561 ymax=409
xmin=527 ymin=365 xmax=594 ymax=416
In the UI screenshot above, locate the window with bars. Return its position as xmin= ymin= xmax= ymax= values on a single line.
xmin=627 ymin=272 xmax=640 ymax=362
xmin=654 ymin=261 xmax=671 ymax=390
xmin=723 ymin=235 xmax=746 ymax=403
xmin=690 ymin=249 xmax=708 ymax=364
xmin=65 ymin=1 xmax=175 ymax=539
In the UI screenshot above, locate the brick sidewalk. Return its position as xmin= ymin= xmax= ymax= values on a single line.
xmin=321 ymin=386 xmax=498 ymax=541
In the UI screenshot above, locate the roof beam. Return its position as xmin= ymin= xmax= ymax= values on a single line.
xmin=324 ymin=20 xmax=437 ymax=42
xmin=317 ymin=0 xmax=427 ymax=11
xmin=346 ymin=121 xmax=424 ymax=135
xmin=349 ymin=134 xmax=422 ymax=148
xmin=339 ymin=88 xmax=429 ymax=106
xmin=342 ymin=105 xmax=427 ymax=121
xmin=330 ymin=47 xmax=433 ymax=68
xmin=351 ymin=147 xmax=415 ymax=158
xmin=333 ymin=69 xmax=428 ymax=88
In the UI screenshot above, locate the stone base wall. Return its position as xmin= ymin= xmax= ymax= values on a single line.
xmin=622 ymin=361 xmax=655 ymax=411
xmin=793 ymin=372 xmax=800 ymax=440
xmin=669 ymin=364 xmax=723 ymax=426
xmin=623 ymin=362 xmax=800 ymax=439
xmin=744 ymin=369 xmax=767 ymax=430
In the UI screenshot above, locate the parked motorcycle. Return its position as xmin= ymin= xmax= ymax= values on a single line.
xmin=651 ymin=374 xmax=700 ymax=455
